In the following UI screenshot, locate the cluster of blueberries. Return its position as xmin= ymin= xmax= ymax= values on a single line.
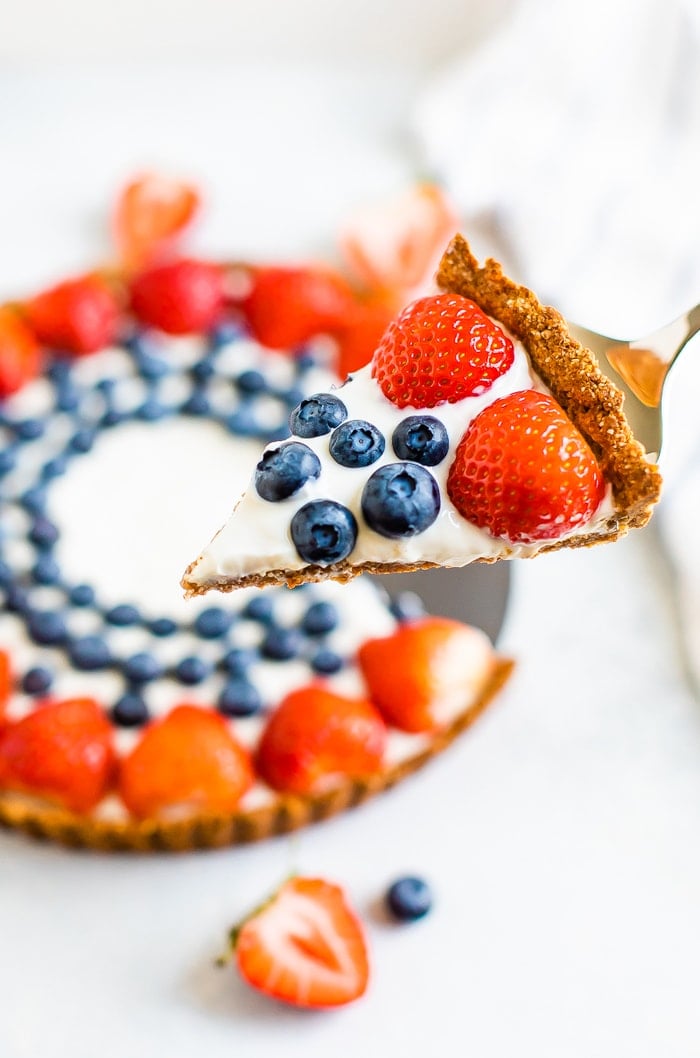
xmin=254 ymin=392 xmax=449 ymax=565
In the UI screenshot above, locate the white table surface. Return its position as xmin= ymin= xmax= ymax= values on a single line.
xmin=2 ymin=64 xmax=700 ymax=1058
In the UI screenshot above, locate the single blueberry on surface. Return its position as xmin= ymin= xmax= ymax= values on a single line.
xmin=22 ymin=666 xmax=53 ymax=695
xmin=69 ymin=635 xmax=111 ymax=670
xmin=32 ymin=555 xmax=61 ymax=585
xmin=260 ymin=627 xmax=303 ymax=661
xmin=138 ymin=397 xmax=166 ymax=422
xmin=106 ymin=603 xmax=141 ymax=627
xmin=302 ymin=600 xmax=339 ymax=636
xmin=226 ymin=405 xmax=260 ymax=436
xmin=243 ymin=595 xmax=275 ymax=624
xmin=14 ymin=418 xmax=44 ymax=441
xmin=291 ymin=500 xmax=358 ymax=566
xmin=222 ymin=647 xmax=256 ymax=676
xmin=182 ymin=390 xmax=211 ymax=417
xmin=21 ymin=486 xmax=47 ymax=515
xmin=254 ymin=442 xmax=321 ymax=502
xmin=0 ymin=560 xmax=12 ymax=587
xmin=218 ymin=678 xmax=262 ymax=717
xmin=69 ymin=584 xmax=95 ymax=607
xmin=69 ymin=428 xmax=96 ymax=454
xmin=392 ymin=416 xmax=449 ymax=466
xmin=41 ymin=456 xmax=68 ymax=481
xmin=209 ymin=320 xmax=241 ymax=348
xmin=137 ymin=354 xmax=170 ymax=380
xmin=194 ymin=607 xmax=231 ymax=639
xmin=123 ymin=652 xmax=162 ymax=684
xmin=111 ymin=693 xmax=150 ymax=727
xmin=290 ymin=393 xmax=347 ymax=438
xmin=311 ymin=649 xmax=343 ymax=675
xmin=175 ymin=656 xmax=211 ymax=685
xmin=361 ymin=463 xmax=440 ymax=538
xmin=28 ymin=611 xmax=67 ymax=646
xmin=56 ymin=386 xmax=80 ymax=413
xmin=29 ymin=517 xmax=59 ymax=550
xmin=329 ymin=419 xmax=385 ymax=468
xmin=149 ymin=617 xmax=178 ymax=637
xmin=385 ymin=876 xmax=433 ymax=922
xmin=6 ymin=585 xmax=29 ymax=612
xmin=236 ymin=369 xmax=267 ymax=395
xmin=0 ymin=449 xmax=16 ymax=475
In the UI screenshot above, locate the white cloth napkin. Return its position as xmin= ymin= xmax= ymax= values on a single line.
xmin=413 ymin=0 xmax=700 ymax=688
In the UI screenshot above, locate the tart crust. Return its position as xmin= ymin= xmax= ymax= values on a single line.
xmin=0 ymin=657 xmax=513 ymax=851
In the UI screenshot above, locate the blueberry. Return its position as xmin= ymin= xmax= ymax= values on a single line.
xmin=302 ymin=601 xmax=339 ymax=636
xmin=149 ymin=617 xmax=178 ymax=637
xmin=69 ymin=428 xmax=96 ymax=454
xmin=244 ymin=595 xmax=275 ymax=624
xmin=138 ymin=397 xmax=166 ymax=422
xmin=291 ymin=500 xmax=357 ymax=566
xmin=69 ymin=635 xmax=111 ymax=670
xmin=181 ymin=391 xmax=211 ymax=417
xmin=290 ymin=393 xmax=347 ymax=438
xmin=69 ymin=584 xmax=95 ymax=607
xmin=47 ymin=360 xmax=72 ymax=385
xmin=29 ymin=518 xmax=59 ymax=550
xmin=329 ymin=419 xmax=384 ymax=468
xmin=222 ymin=647 xmax=256 ymax=676
xmin=390 ymin=591 xmax=426 ymax=622
xmin=105 ymin=604 xmax=141 ymax=627
xmin=194 ymin=607 xmax=231 ymax=639
xmin=55 ymin=386 xmax=80 ymax=413
xmin=111 ymin=693 xmax=150 ymax=727
xmin=385 ymin=876 xmax=433 ymax=922
xmin=175 ymin=656 xmax=211 ymax=685
xmin=22 ymin=666 xmax=53 ymax=695
xmin=191 ymin=359 xmax=216 ymax=383
xmin=0 ymin=449 xmax=16 ymax=476
xmin=236 ymin=369 xmax=267 ymax=395
xmin=28 ymin=611 xmax=67 ymax=646
xmin=392 ymin=416 xmax=449 ymax=466
xmin=41 ymin=456 xmax=68 ymax=481
xmin=226 ymin=406 xmax=260 ymax=436
xmin=254 ymin=442 xmax=321 ymax=502
xmin=218 ymin=679 xmax=262 ymax=717
xmin=32 ymin=555 xmax=61 ymax=585
xmin=0 ymin=560 xmax=12 ymax=587
xmin=311 ymin=649 xmax=343 ymax=675
xmin=361 ymin=463 xmax=440 ymax=538
xmin=261 ymin=627 xmax=302 ymax=661
xmin=123 ymin=652 xmax=162 ymax=683
xmin=5 ymin=585 xmax=29 ymax=612
xmin=14 ymin=418 xmax=44 ymax=441
xmin=209 ymin=320 xmax=241 ymax=348
xmin=21 ymin=486 xmax=47 ymax=514
xmin=101 ymin=408 xmax=126 ymax=428
xmin=137 ymin=355 xmax=169 ymax=381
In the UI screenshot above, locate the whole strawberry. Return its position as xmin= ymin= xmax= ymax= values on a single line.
xmin=25 ymin=275 xmax=120 ymax=356
xmin=129 ymin=258 xmax=226 ymax=335
xmin=113 ymin=172 xmax=200 ymax=269
xmin=371 ymin=293 xmax=514 ymax=409
xmin=447 ymin=389 xmax=605 ymax=543
xmin=0 ymin=307 xmax=41 ymax=395
xmin=242 ymin=266 xmax=355 ymax=350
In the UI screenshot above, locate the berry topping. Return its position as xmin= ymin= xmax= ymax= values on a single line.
xmin=118 ymin=704 xmax=254 ymax=819
xmin=113 ymin=173 xmax=200 ymax=269
xmin=329 ymin=419 xmax=385 ymax=468
xmin=371 ymin=293 xmax=514 ymax=409
xmin=25 ymin=275 xmax=120 ymax=356
xmin=110 ymin=693 xmax=150 ymax=728
xmin=242 ymin=266 xmax=355 ymax=350
xmin=123 ymin=652 xmax=162 ymax=684
xmin=218 ymin=679 xmax=262 ymax=718
xmin=290 ymin=500 xmax=358 ymax=565
xmin=0 ymin=650 xmax=12 ymax=724
xmin=361 ymin=463 xmax=440 ymax=539
xmin=447 ymin=390 xmax=605 ymax=543
xmin=0 ymin=307 xmax=41 ymax=397
xmin=392 ymin=415 xmax=449 ymax=466
xmin=105 ymin=603 xmax=141 ymax=626
xmin=311 ymin=649 xmax=343 ymax=675
xmin=21 ymin=666 xmax=53 ymax=696
xmin=0 ymin=697 xmax=116 ymax=813
xmin=232 ymin=877 xmax=370 ymax=1008
xmin=257 ymin=685 xmax=387 ymax=795
xmin=334 ymin=294 xmax=398 ymax=377
xmin=385 ymin=876 xmax=433 ymax=922
xmin=129 ymin=258 xmax=226 ymax=335
xmin=358 ymin=617 xmax=495 ymax=733
xmin=260 ymin=627 xmax=303 ymax=661
xmin=69 ymin=635 xmax=111 ymax=671
xmin=254 ymin=442 xmax=321 ymax=502
xmin=301 ymin=600 xmax=339 ymax=636
xmin=194 ymin=607 xmax=231 ymax=639
xmin=175 ymin=656 xmax=211 ymax=685
xmin=289 ymin=393 xmax=348 ymax=438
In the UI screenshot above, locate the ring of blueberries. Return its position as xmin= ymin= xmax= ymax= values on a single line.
xmin=0 ymin=326 xmax=354 ymax=726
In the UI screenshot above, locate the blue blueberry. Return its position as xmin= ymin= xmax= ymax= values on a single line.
xmin=0 ymin=449 xmax=16 ymax=476
xmin=123 ymin=652 xmax=162 ymax=684
xmin=69 ymin=428 xmax=96 ymax=454
xmin=254 ymin=442 xmax=321 ymax=502
xmin=14 ymin=418 xmax=44 ymax=441
xmin=311 ymin=649 xmax=343 ymax=675
xmin=105 ymin=603 xmax=141 ymax=627
xmin=390 ymin=591 xmax=426 ymax=623
xmin=289 ymin=393 xmax=347 ymax=438
xmin=302 ymin=601 xmax=339 ymax=636
xmin=136 ymin=354 xmax=169 ymax=381
xmin=69 ymin=584 xmax=95 ymax=607
xmin=149 ymin=617 xmax=178 ymax=637
xmin=221 ymin=647 xmax=256 ymax=676
xmin=175 ymin=656 xmax=211 ymax=685
xmin=194 ymin=607 xmax=231 ymax=639
xmin=264 ymin=420 xmax=292 ymax=443
xmin=47 ymin=360 xmax=72 ymax=385
xmin=209 ymin=320 xmax=241 ymax=348
xmin=181 ymin=391 xmax=210 ymax=417
xmin=111 ymin=693 xmax=150 ymax=727
xmin=294 ymin=350 xmax=318 ymax=372
xmin=101 ymin=408 xmax=126 ymax=428
xmin=5 ymin=585 xmax=29 ymax=612
xmin=28 ymin=611 xmax=67 ymax=646
xmin=361 ymin=463 xmax=440 ymax=538
xmin=32 ymin=555 xmax=61 ymax=585
xmin=243 ymin=595 xmax=275 ymax=624
xmin=329 ymin=419 xmax=385 ymax=468
xmin=260 ymin=627 xmax=302 ymax=661
xmin=22 ymin=666 xmax=53 ymax=695
xmin=218 ymin=679 xmax=262 ymax=717
xmin=21 ymin=486 xmax=47 ymax=514
xmin=290 ymin=500 xmax=357 ymax=565
xmin=236 ymin=369 xmax=267 ymax=395
xmin=191 ymin=358 xmax=216 ymax=383
xmin=69 ymin=635 xmax=112 ymax=670
xmin=392 ymin=416 xmax=449 ymax=466
xmin=55 ymin=386 xmax=80 ymax=413
xmin=0 ymin=560 xmax=12 ymax=587
xmin=385 ymin=876 xmax=433 ymax=922
xmin=138 ymin=397 xmax=166 ymax=422
xmin=41 ymin=456 xmax=68 ymax=481
xmin=226 ymin=406 xmax=260 ymax=436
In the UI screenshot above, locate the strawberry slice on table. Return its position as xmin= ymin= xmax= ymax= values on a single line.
xmin=232 ymin=876 xmax=370 ymax=1008
xmin=113 ymin=172 xmax=201 ymax=269
xmin=24 ymin=274 xmax=121 ymax=356
xmin=358 ymin=617 xmax=496 ymax=734
xmin=447 ymin=389 xmax=605 ymax=544
xmin=0 ymin=697 xmax=116 ymax=813
xmin=118 ymin=704 xmax=253 ymax=819
xmin=256 ymin=685 xmax=387 ymax=795
xmin=0 ymin=307 xmax=41 ymax=396
xmin=129 ymin=257 xmax=226 ymax=335
xmin=371 ymin=292 xmax=514 ymax=408
xmin=241 ymin=265 xmax=356 ymax=350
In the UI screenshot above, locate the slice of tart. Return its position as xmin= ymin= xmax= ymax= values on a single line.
xmin=182 ymin=235 xmax=662 ymax=595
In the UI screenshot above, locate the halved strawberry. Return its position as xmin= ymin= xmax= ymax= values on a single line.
xmin=333 ymin=291 xmax=400 ymax=378
xmin=358 ymin=617 xmax=496 ymax=734
xmin=113 ymin=172 xmax=201 ymax=269
xmin=0 ymin=697 xmax=116 ymax=813
xmin=232 ymin=876 xmax=369 ymax=1008
xmin=0 ymin=307 xmax=41 ymax=396
xmin=129 ymin=258 xmax=226 ymax=335
xmin=241 ymin=266 xmax=356 ymax=350
xmin=256 ymin=685 xmax=387 ymax=795
xmin=118 ymin=704 xmax=253 ymax=819
xmin=0 ymin=650 xmax=12 ymax=730
xmin=24 ymin=275 xmax=121 ymax=356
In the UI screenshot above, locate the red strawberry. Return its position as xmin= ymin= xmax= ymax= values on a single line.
xmin=358 ymin=617 xmax=495 ymax=734
xmin=371 ymin=293 xmax=514 ymax=409
xmin=0 ymin=697 xmax=116 ymax=813
xmin=232 ymin=876 xmax=370 ymax=1008
xmin=0 ymin=650 xmax=12 ymax=729
xmin=257 ymin=685 xmax=387 ymax=795
xmin=447 ymin=389 xmax=605 ymax=543
xmin=242 ymin=266 xmax=355 ymax=350
xmin=118 ymin=704 xmax=253 ymax=819
xmin=113 ymin=172 xmax=200 ymax=269
xmin=25 ymin=274 xmax=120 ymax=356
xmin=129 ymin=258 xmax=226 ymax=335
xmin=334 ymin=291 xmax=400 ymax=378
xmin=0 ymin=307 xmax=41 ymax=396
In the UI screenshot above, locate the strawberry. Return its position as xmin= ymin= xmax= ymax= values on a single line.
xmin=118 ymin=704 xmax=253 ymax=819
xmin=242 ymin=266 xmax=355 ymax=350
xmin=0 ymin=697 xmax=116 ymax=813
xmin=129 ymin=258 xmax=226 ymax=335
xmin=333 ymin=291 xmax=400 ymax=378
xmin=371 ymin=293 xmax=514 ymax=409
xmin=447 ymin=389 xmax=605 ymax=543
xmin=25 ymin=274 xmax=120 ymax=356
xmin=232 ymin=876 xmax=369 ymax=1008
xmin=0 ymin=650 xmax=12 ymax=729
xmin=257 ymin=685 xmax=387 ymax=795
xmin=113 ymin=172 xmax=200 ymax=269
xmin=358 ymin=617 xmax=495 ymax=733
xmin=0 ymin=307 xmax=41 ymax=395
